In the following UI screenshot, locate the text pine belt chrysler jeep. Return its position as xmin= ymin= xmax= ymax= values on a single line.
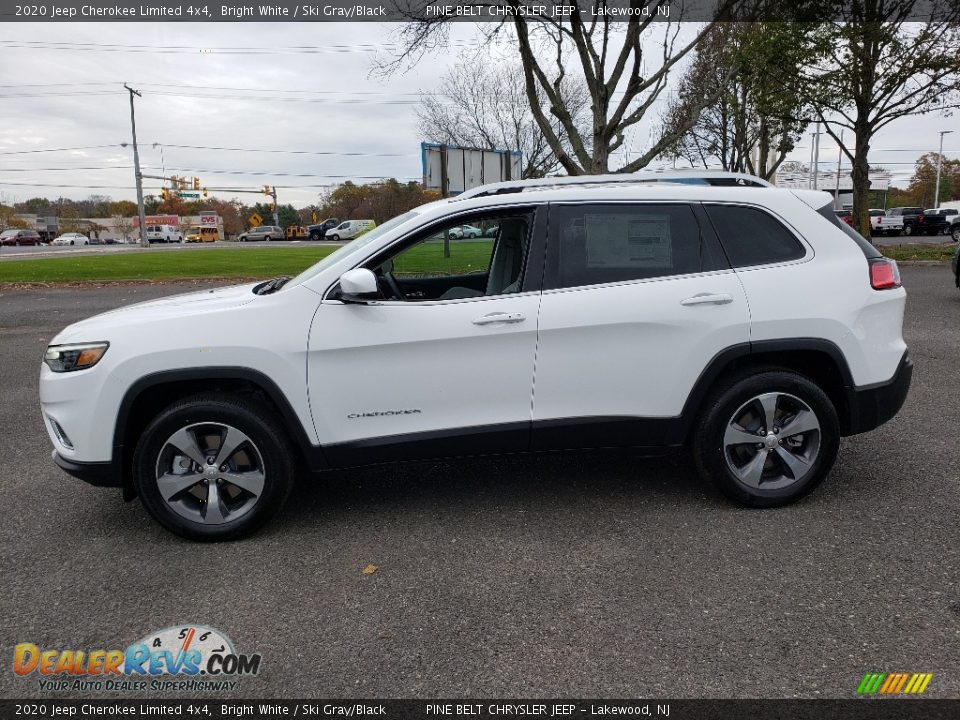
xmin=40 ymin=172 xmax=912 ymax=540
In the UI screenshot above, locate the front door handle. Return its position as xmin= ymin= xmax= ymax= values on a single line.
xmin=680 ymin=293 xmax=733 ymax=306
xmin=472 ymin=312 xmax=526 ymax=325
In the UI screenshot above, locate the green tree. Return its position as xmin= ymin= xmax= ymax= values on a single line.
xmin=802 ymin=1 xmax=960 ymax=235
xmin=662 ymin=23 xmax=821 ymax=180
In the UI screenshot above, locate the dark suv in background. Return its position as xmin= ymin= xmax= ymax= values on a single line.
xmin=0 ymin=229 xmax=42 ymax=246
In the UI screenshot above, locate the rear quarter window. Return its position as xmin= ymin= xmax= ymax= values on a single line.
xmin=705 ymin=204 xmax=806 ymax=268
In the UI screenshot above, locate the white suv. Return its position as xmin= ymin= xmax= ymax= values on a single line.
xmin=39 ymin=173 xmax=912 ymax=540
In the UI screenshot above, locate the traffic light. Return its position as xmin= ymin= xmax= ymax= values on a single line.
xmin=263 ymin=185 xmax=271 ymax=196
xmin=159 ymin=188 xmax=168 ymax=200
xmin=193 ymin=177 xmax=200 ymax=190
xmin=202 ymin=188 xmax=208 ymax=198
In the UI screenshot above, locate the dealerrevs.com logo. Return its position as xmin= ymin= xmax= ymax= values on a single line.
xmin=13 ymin=625 xmax=261 ymax=692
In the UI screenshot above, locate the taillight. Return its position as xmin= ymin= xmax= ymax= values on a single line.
xmin=918 ymin=213 xmax=925 ymax=224
xmin=869 ymin=258 xmax=901 ymax=290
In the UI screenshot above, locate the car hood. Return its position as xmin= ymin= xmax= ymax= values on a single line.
xmin=51 ymin=282 xmax=261 ymax=343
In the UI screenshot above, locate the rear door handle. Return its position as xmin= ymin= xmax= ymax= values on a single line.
xmin=472 ymin=312 xmax=525 ymax=325
xmin=681 ymin=293 xmax=733 ymax=306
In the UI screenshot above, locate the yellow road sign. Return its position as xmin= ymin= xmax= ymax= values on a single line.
xmin=248 ymin=213 xmax=263 ymax=227
xmin=312 ymin=211 xmax=319 ymax=223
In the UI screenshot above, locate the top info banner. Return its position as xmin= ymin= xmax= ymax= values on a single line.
xmin=4 ymin=1 xmax=958 ymax=22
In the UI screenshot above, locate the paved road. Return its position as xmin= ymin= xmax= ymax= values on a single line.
xmin=0 ymin=239 xmax=338 ymax=260
xmin=0 ymin=267 xmax=957 ymax=700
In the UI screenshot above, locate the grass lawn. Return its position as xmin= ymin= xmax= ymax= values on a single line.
xmin=876 ymin=243 xmax=957 ymax=263
xmin=0 ymin=247 xmax=337 ymax=283
xmin=0 ymin=240 xmax=499 ymax=284
xmin=395 ymin=239 xmax=494 ymax=276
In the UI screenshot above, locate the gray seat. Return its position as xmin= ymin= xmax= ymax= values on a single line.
xmin=439 ymin=219 xmax=527 ymax=300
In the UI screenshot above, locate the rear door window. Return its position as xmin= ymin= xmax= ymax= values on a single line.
xmin=704 ymin=204 xmax=806 ymax=268
xmin=545 ymin=203 xmax=715 ymax=290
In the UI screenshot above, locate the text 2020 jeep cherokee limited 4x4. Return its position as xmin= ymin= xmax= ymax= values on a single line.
xmin=39 ymin=172 xmax=912 ymax=540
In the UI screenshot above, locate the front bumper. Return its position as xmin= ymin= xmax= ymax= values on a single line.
xmin=844 ymin=350 xmax=913 ymax=436
xmin=52 ymin=450 xmax=122 ymax=488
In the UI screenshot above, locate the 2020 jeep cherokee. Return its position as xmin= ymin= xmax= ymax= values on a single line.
xmin=40 ymin=172 xmax=912 ymax=540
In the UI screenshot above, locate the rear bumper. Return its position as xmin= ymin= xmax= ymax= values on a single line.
xmin=52 ymin=451 xmax=122 ymax=488
xmin=844 ymin=351 xmax=912 ymax=436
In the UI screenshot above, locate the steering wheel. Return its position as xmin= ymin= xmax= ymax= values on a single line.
xmin=382 ymin=270 xmax=406 ymax=301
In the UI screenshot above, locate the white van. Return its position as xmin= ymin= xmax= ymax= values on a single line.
xmin=324 ymin=219 xmax=375 ymax=241
xmin=145 ymin=225 xmax=182 ymax=244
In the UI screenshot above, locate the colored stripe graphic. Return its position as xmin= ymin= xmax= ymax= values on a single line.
xmin=858 ymin=672 xmax=933 ymax=694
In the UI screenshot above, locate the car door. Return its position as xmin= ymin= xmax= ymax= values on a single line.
xmin=307 ymin=206 xmax=545 ymax=465
xmin=531 ymin=202 xmax=751 ymax=450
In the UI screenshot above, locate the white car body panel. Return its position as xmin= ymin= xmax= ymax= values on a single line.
xmin=307 ymin=293 xmax=541 ymax=444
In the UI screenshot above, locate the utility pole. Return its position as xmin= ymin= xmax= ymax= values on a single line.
xmin=934 ymin=130 xmax=953 ymax=209
xmin=271 ymin=186 xmax=279 ymax=226
xmin=124 ymin=84 xmax=148 ymax=247
xmin=812 ymin=123 xmax=821 ymax=191
xmin=834 ymin=129 xmax=844 ymax=210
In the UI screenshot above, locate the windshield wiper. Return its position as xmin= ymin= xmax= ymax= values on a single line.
xmin=254 ymin=276 xmax=292 ymax=295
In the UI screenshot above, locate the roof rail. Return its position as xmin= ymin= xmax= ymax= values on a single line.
xmin=452 ymin=170 xmax=772 ymax=201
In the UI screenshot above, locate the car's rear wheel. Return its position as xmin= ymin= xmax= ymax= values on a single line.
xmin=692 ymin=370 xmax=839 ymax=507
xmin=133 ymin=394 xmax=295 ymax=541
xmin=903 ymin=224 xmax=914 ymax=236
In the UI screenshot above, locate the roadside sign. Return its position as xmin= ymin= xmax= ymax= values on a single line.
xmin=178 ymin=192 xmax=200 ymax=199
xmin=248 ymin=213 xmax=263 ymax=227
xmin=312 ymin=211 xmax=319 ymax=223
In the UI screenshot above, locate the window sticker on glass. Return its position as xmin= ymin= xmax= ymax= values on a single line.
xmin=584 ymin=214 xmax=672 ymax=269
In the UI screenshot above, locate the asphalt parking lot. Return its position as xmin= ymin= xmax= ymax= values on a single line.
xmin=0 ymin=266 xmax=957 ymax=700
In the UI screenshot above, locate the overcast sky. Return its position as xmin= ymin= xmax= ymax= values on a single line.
xmin=1 ymin=22 xmax=957 ymax=209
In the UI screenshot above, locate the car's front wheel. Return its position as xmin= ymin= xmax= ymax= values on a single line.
xmin=952 ymin=226 xmax=960 ymax=242
xmin=133 ymin=394 xmax=296 ymax=541
xmin=692 ymin=370 xmax=839 ymax=507
xmin=328 ymin=234 xmax=339 ymax=242
xmin=903 ymin=224 xmax=914 ymax=236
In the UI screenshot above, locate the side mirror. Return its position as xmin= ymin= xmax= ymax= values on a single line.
xmin=339 ymin=268 xmax=380 ymax=303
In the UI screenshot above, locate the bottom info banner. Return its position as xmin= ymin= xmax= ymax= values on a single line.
xmin=2 ymin=700 xmax=959 ymax=720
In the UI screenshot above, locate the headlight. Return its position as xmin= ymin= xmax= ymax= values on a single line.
xmin=43 ymin=342 xmax=109 ymax=372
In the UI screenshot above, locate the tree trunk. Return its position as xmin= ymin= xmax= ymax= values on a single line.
xmin=851 ymin=124 xmax=872 ymax=238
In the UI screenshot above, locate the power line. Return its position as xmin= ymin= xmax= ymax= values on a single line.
xmin=0 ymin=144 xmax=121 ymax=156
xmin=157 ymin=143 xmax=414 ymax=157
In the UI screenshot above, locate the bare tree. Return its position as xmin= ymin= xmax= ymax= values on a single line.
xmin=112 ymin=214 xmax=135 ymax=244
xmin=417 ymin=59 xmax=588 ymax=178
xmin=390 ymin=0 xmax=742 ymax=175
xmin=802 ymin=0 xmax=960 ymax=234
xmin=661 ymin=23 xmax=819 ymax=180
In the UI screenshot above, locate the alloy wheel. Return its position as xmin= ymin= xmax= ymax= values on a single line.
xmin=723 ymin=392 xmax=821 ymax=491
xmin=154 ymin=422 xmax=266 ymax=525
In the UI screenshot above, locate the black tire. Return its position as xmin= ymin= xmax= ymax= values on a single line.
xmin=133 ymin=393 xmax=296 ymax=541
xmin=952 ymin=226 xmax=960 ymax=242
xmin=329 ymin=234 xmax=339 ymax=242
xmin=309 ymin=231 xmax=321 ymax=241
xmin=691 ymin=369 xmax=840 ymax=508
xmin=903 ymin=224 xmax=914 ymax=236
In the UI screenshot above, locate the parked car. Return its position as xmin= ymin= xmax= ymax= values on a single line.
xmin=185 ymin=226 xmax=219 ymax=243
xmin=1 ymin=229 xmax=42 ymax=246
xmin=869 ymin=209 xmax=903 ymax=236
xmin=145 ymin=224 xmax=182 ymax=244
xmin=307 ymin=218 xmax=339 ymax=241
xmin=238 ymin=225 xmax=284 ymax=242
xmin=953 ymin=242 xmax=960 ymax=286
xmin=325 ymin=219 xmax=375 ymax=241
xmin=449 ymin=224 xmax=484 ymax=239
xmin=887 ymin=207 xmax=949 ymax=236
xmin=835 ymin=210 xmax=854 ymax=226
xmin=52 ymin=233 xmax=90 ymax=246
xmin=40 ymin=172 xmax=912 ymax=540
xmin=924 ymin=208 xmax=959 ymax=234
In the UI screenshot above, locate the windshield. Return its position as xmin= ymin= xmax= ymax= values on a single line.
xmin=1 ymin=230 xmax=19 ymax=237
xmin=286 ymin=210 xmax=421 ymax=289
